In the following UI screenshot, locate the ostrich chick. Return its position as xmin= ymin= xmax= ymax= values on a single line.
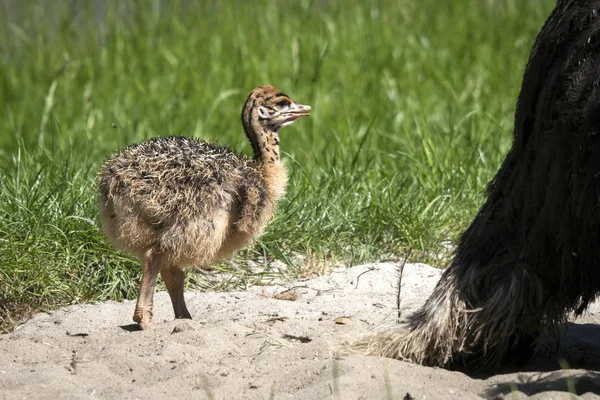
xmin=98 ymin=86 xmax=311 ymax=329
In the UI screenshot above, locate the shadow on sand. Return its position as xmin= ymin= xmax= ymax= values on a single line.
xmin=119 ymin=323 xmax=142 ymax=332
xmin=480 ymin=322 xmax=600 ymax=398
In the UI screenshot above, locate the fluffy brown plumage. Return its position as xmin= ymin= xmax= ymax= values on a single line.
xmin=98 ymin=86 xmax=310 ymax=329
xmin=348 ymin=0 xmax=600 ymax=371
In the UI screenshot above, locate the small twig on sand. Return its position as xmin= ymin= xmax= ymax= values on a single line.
xmin=354 ymin=266 xmax=376 ymax=289
xmin=282 ymin=333 xmax=312 ymax=343
xmin=70 ymin=350 xmax=78 ymax=375
xmin=396 ymin=249 xmax=412 ymax=323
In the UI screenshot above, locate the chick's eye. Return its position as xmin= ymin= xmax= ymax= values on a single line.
xmin=276 ymin=100 xmax=290 ymax=108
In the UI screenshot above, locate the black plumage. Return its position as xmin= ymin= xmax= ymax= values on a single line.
xmin=352 ymin=0 xmax=600 ymax=370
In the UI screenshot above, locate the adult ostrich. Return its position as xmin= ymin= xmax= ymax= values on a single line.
xmin=352 ymin=0 xmax=600 ymax=370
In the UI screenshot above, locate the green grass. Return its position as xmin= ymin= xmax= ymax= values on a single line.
xmin=0 ymin=0 xmax=555 ymax=331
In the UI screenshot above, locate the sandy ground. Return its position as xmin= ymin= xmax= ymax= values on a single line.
xmin=1 ymin=262 xmax=599 ymax=400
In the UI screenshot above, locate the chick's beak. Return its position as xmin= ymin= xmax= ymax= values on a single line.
xmin=286 ymin=103 xmax=311 ymax=120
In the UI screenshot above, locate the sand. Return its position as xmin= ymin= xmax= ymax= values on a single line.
xmin=1 ymin=263 xmax=599 ymax=399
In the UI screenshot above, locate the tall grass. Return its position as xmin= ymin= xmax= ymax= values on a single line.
xmin=0 ymin=0 xmax=555 ymax=330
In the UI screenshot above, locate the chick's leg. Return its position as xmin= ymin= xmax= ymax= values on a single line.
xmin=133 ymin=249 xmax=162 ymax=329
xmin=161 ymin=265 xmax=191 ymax=319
